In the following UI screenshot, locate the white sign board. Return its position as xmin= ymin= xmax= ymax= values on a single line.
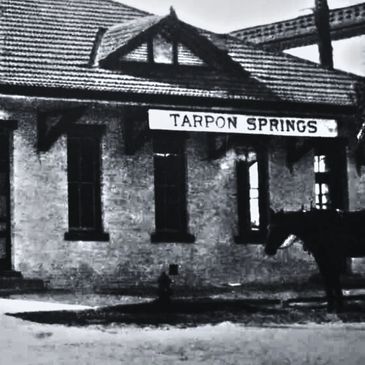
xmin=148 ymin=109 xmax=338 ymax=138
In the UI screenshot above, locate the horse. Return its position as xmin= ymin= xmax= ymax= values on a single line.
xmin=265 ymin=208 xmax=365 ymax=312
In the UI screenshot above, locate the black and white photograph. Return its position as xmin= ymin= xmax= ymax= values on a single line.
xmin=0 ymin=0 xmax=365 ymax=363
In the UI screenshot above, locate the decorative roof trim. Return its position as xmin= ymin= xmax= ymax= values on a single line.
xmin=93 ymin=15 xmax=164 ymax=64
xmin=89 ymin=27 xmax=108 ymax=67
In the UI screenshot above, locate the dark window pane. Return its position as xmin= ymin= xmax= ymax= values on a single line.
xmin=166 ymin=186 xmax=181 ymax=204
xmin=68 ymin=183 xmax=80 ymax=228
xmin=80 ymin=138 xmax=96 ymax=182
xmin=68 ymin=138 xmax=80 ymax=181
xmin=154 ymin=157 xmax=169 ymax=184
xmin=165 ymin=207 xmax=180 ymax=230
xmin=153 ymin=135 xmax=187 ymax=234
xmin=0 ymin=196 xmax=6 ymax=219
xmin=67 ymin=128 xmax=103 ymax=232
xmin=0 ymin=173 xmax=7 ymax=193
xmin=0 ymin=135 xmax=8 ymax=159
xmin=0 ymin=237 xmax=6 ymax=259
xmin=80 ymin=184 xmax=95 ymax=229
xmin=236 ymin=160 xmax=250 ymax=234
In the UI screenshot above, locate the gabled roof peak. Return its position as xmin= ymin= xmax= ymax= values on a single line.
xmin=92 ymin=10 xmax=247 ymax=76
xmin=170 ymin=6 xmax=177 ymax=19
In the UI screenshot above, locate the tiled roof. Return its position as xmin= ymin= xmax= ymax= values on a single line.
xmin=0 ymin=0 xmax=360 ymax=107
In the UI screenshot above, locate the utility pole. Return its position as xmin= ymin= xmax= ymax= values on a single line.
xmin=314 ymin=0 xmax=334 ymax=70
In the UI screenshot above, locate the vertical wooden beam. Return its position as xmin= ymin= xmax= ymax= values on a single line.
xmin=354 ymin=82 xmax=365 ymax=174
xmin=314 ymin=0 xmax=334 ymax=69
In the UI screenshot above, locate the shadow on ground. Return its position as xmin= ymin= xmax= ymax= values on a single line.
xmin=7 ymin=295 xmax=365 ymax=327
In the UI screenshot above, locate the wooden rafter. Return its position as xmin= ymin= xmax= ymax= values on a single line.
xmin=37 ymin=107 xmax=86 ymax=151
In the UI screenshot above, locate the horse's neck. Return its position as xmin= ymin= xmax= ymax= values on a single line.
xmin=282 ymin=213 xmax=319 ymax=244
xmin=285 ymin=211 xmax=337 ymax=249
xmin=284 ymin=214 xmax=306 ymax=237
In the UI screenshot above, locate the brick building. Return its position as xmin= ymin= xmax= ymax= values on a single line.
xmin=0 ymin=0 xmax=364 ymax=290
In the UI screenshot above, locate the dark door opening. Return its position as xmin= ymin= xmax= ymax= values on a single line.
xmin=0 ymin=129 xmax=11 ymax=271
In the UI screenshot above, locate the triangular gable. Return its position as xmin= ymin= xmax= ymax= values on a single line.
xmin=96 ymin=9 xmax=246 ymax=76
xmin=122 ymin=43 xmax=149 ymax=62
xmin=177 ymin=44 xmax=205 ymax=66
xmin=119 ymin=32 xmax=207 ymax=66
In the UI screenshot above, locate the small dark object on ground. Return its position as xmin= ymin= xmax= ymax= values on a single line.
xmin=157 ymin=271 xmax=172 ymax=305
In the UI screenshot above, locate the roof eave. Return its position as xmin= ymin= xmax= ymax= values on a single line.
xmin=0 ymin=83 xmax=357 ymax=117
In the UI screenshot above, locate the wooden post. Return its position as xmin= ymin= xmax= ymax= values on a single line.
xmin=314 ymin=0 xmax=334 ymax=70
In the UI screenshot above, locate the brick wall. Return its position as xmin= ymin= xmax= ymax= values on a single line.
xmin=2 ymin=101 xmax=363 ymax=289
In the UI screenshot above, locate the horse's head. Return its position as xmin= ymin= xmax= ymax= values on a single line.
xmin=264 ymin=209 xmax=292 ymax=256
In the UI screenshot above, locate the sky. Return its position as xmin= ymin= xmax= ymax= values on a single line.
xmin=119 ymin=0 xmax=363 ymax=32
xmin=118 ymin=0 xmax=365 ymax=75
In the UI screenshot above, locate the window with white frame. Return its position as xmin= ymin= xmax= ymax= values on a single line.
xmin=314 ymin=153 xmax=331 ymax=209
xmin=313 ymin=141 xmax=348 ymax=211
xmin=235 ymin=145 xmax=268 ymax=242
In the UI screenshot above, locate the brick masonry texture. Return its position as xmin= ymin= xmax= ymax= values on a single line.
xmin=2 ymin=100 xmax=363 ymax=289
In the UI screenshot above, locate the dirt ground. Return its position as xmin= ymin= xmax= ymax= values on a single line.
xmin=6 ymin=287 xmax=365 ymax=326
xmin=1 ymin=295 xmax=365 ymax=365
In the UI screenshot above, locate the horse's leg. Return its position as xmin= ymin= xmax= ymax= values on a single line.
xmin=323 ymin=274 xmax=336 ymax=312
xmin=332 ymin=273 xmax=344 ymax=312
xmin=331 ymin=253 xmax=345 ymax=312
xmin=324 ymin=241 xmax=346 ymax=312
xmin=313 ymin=252 xmax=335 ymax=312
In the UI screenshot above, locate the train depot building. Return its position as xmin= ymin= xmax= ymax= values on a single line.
xmin=0 ymin=0 xmax=364 ymax=290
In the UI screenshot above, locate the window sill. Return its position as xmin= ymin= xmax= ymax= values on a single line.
xmin=151 ymin=231 xmax=195 ymax=243
xmin=64 ymin=231 xmax=110 ymax=242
